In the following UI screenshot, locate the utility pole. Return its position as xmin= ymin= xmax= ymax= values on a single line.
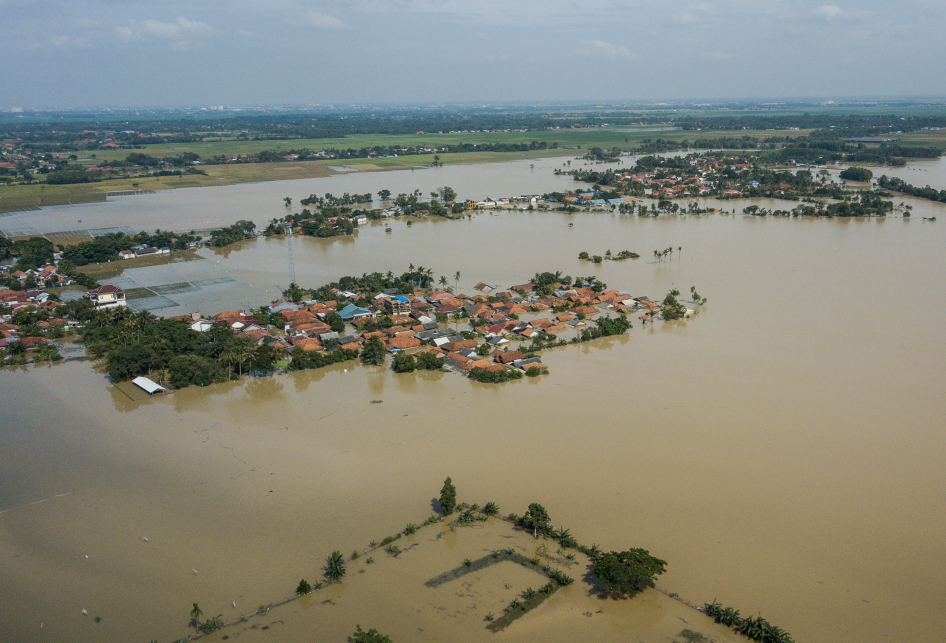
xmin=285 ymin=224 xmax=296 ymax=285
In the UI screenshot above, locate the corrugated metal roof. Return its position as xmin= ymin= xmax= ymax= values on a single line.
xmin=132 ymin=376 xmax=165 ymax=395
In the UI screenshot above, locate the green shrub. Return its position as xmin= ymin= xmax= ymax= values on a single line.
xmin=392 ymin=351 xmax=416 ymax=373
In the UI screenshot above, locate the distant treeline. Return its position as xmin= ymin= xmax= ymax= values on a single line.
xmin=212 ymin=141 xmax=556 ymax=164
xmin=764 ymin=142 xmax=940 ymax=166
xmin=876 ymin=175 xmax=946 ymax=204
xmin=5 ymin=109 xmax=946 ymax=154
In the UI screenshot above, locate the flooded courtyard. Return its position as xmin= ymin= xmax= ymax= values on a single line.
xmin=1 ymin=157 xmax=945 ymax=643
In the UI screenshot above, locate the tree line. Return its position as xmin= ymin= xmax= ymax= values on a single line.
xmin=876 ymin=175 xmax=946 ymax=204
xmin=61 ymin=230 xmax=203 ymax=265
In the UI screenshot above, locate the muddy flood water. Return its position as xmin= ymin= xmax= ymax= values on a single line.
xmin=1 ymin=157 xmax=945 ymax=643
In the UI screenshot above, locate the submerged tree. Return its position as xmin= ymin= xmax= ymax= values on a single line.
xmin=522 ymin=503 xmax=551 ymax=538
xmin=690 ymin=286 xmax=707 ymax=305
xmin=439 ymin=477 xmax=457 ymax=515
xmin=392 ymin=352 xmax=416 ymax=373
xmin=325 ymin=550 xmax=346 ymax=582
xmin=591 ymin=548 xmax=667 ymax=598
xmin=348 ymin=624 xmax=393 ymax=643
xmin=360 ymin=336 xmax=386 ymax=366
xmin=660 ymin=289 xmax=688 ymax=320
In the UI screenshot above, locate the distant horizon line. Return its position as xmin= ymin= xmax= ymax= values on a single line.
xmin=3 ymin=96 xmax=946 ymax=114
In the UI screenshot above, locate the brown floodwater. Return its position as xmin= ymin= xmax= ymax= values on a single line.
xmin=1 ymin=158 xmax=945 ymax=643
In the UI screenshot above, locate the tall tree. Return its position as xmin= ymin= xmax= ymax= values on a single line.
xmin=523 ymin=503 xmax=551 ymax=538
xmin=360 ymin=336 xmax=386 ymax=366
xmin=439 ymin=477 xmax=457 ymax=515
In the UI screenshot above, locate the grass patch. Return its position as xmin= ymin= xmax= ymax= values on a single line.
xmin=123 ymin=287 xmax=157 ymax=300
xmin=424 ymin=550 xmax=544 ymax=589
xmin=76 ymin=250 xmax=203 ymax=280
xmin=486 ymin=589 xmax=555 ymax=632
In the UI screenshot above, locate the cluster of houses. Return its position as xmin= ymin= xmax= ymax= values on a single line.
xmin=2 ymin=261 xmax=661 ymax=378
xmin=0 ymin=262 xmax=74 ymax=289
xmin=0 ymin=288 xmax=66 ymax=350
xmin=158 ymin=281 xmax=664 ymax=378
xmin=573 ymin=154 xmax=832 ymax=201
xmin=563 ymin=192 xmax=642 ymax=207
xmin=613 ymin=155 xmax=751 ymax=198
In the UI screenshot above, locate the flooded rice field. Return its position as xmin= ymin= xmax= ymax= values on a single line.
xmin=1 ymin=157 xmax=945 ymax=643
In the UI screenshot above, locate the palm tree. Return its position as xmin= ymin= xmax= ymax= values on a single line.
xmin=236 ymin=339 xmax=255 ymax=377
xmin=438 ymin=275 xmax=449 ymax=290
xmin=552 ymin=526 xmax=571 ymax=543
xmin=720 ymin=606 xmax=741 ymax=627
xmin=454 ymin=270 xmax=461 ymax=294
xmin=325 ymin=550 xmax=346 ymax=582
xmin=221 ymin=345 xmax=238 ymax=380
xmin=190 ymin=602 xmax=203 ymax=621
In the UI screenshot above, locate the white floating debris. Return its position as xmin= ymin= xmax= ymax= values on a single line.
xmin=84 ymin=555 xmax=89 ymax=559
xmin=81 ymin=609 xmax=88 ymax=616
xmin=142 ymin=536 xmax=149 ymax=542
xmin=192 ymin=569 xmax=198 ymax=575
xmin=232 ymin=601 xmax=236 ymax=608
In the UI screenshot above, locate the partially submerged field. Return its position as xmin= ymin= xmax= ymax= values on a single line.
xmin=0 ymin=126 xmax=816 ymax=214
xmin=194 ymin=515 xmax=741 ymax=643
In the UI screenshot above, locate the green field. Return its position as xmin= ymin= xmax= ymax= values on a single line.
xmin=86 ymin=127 xmax=805 ymax=163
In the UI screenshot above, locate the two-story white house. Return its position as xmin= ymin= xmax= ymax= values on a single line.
xmin=87 ymin=284 xmax=127 ymax=309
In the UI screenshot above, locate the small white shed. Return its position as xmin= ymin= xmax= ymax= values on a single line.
xmin=132 ymin=376 xmax=166 ymax=396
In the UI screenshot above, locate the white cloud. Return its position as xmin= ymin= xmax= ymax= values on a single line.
xmin=810 ymin=5 xmax=869 ymax=24
xmin=811 ymin=5 xmax=843 ymax=22
xmin=115 ymin=16 xmax=215 ymax=49
xmin=589 ymin=39 xmax=637 ymax=60
xmin=115 ymin=25 xmax=139 ymax=42
xmin=50 ymin=34 xmax=89 ymax=49
xmin=307 ymin=11 xmax=345 ymax=30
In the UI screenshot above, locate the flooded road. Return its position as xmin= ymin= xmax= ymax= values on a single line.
xmin=1 ymin=158 xmax=945 ymax=643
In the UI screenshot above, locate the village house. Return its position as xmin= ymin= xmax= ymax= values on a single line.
xmin=87 ymin=284 xmax=127 ymax=309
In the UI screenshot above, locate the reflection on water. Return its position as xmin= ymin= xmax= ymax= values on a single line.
xmin=0 ymin=157 xmax=945 ymax=643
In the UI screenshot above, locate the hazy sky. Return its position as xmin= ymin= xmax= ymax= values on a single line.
xmin=2 ymin=0 xmax=944 ymax=108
